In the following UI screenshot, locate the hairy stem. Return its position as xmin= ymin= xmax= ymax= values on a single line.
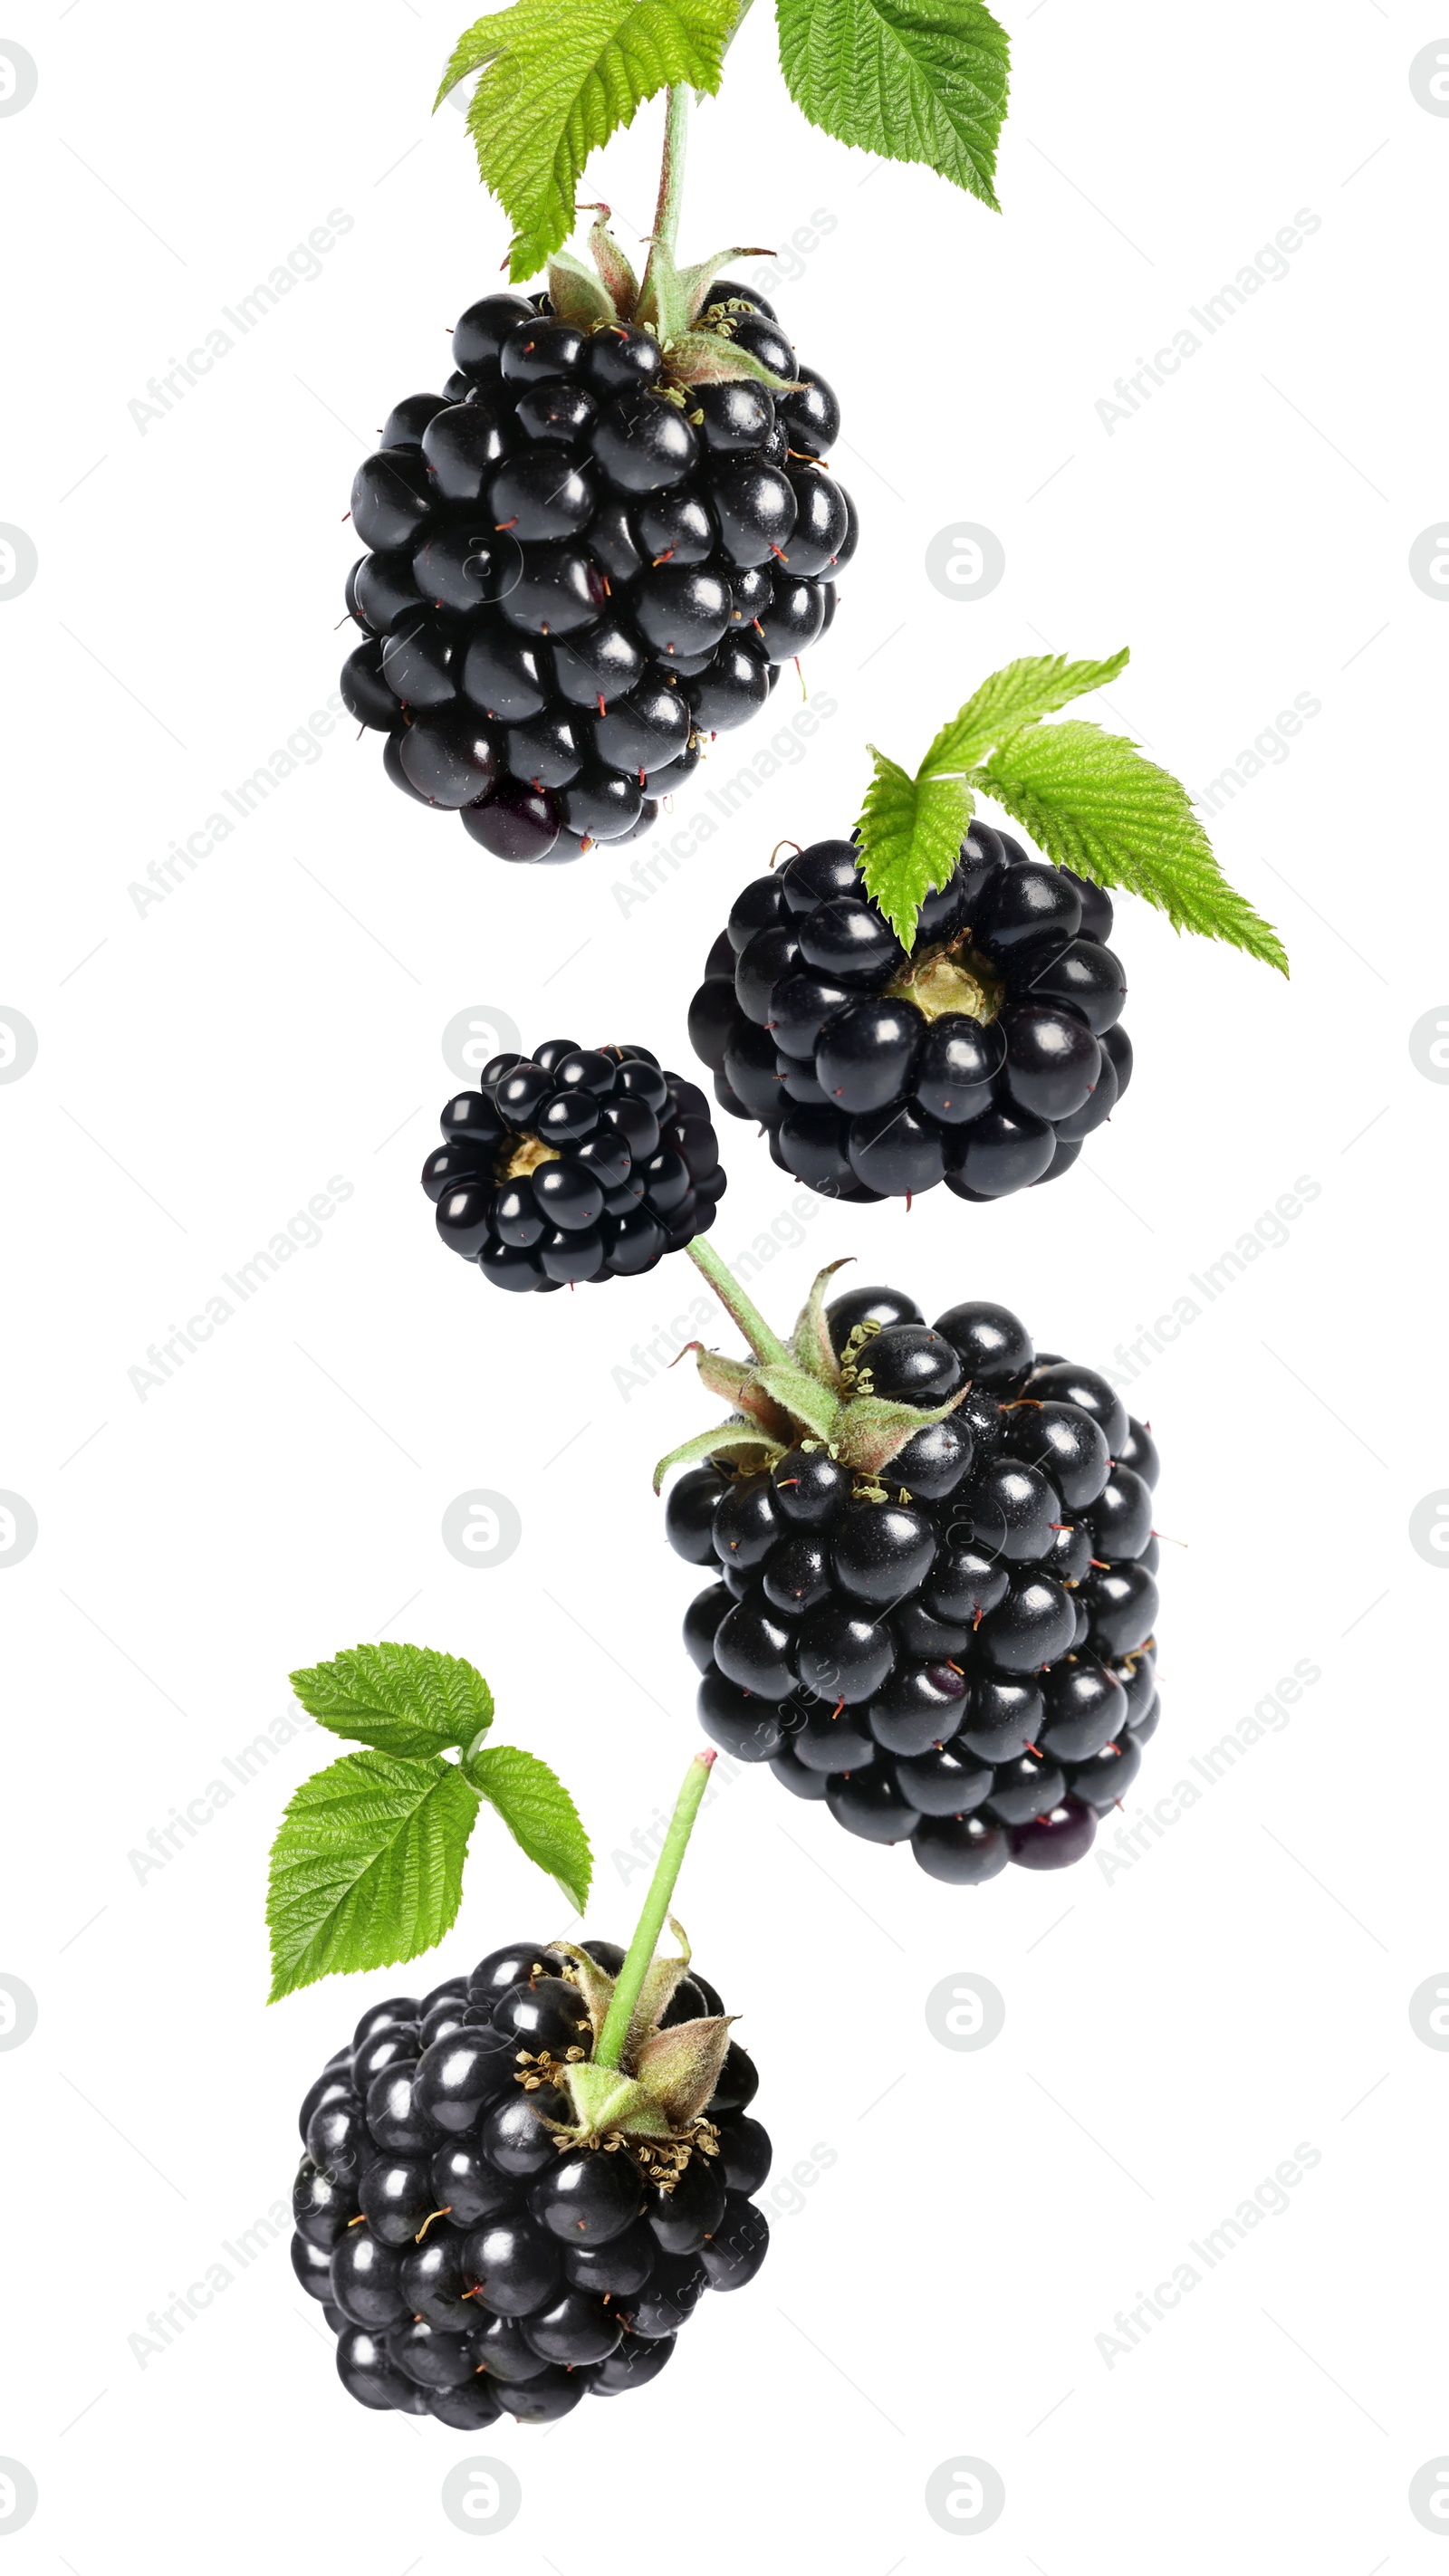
xmin=651 ymin=84 xmax=690 ymax=263
xmin=686 ymin=1234 xmax=791 ymax=1365
xmin=594 ymin=1751 xmax=715 ymax=2069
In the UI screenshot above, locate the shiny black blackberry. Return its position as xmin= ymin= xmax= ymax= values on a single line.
xmin=422 ymin=1040 xmax=726 ymax=1293
xmin=293 ymin=1938 xmax=770 ymax=2422
xmin=665 ymin=1285 xmax=1162 ymax=1879
xmin=688 ymin=822 xmax=1131 ymax=1201
xmin=343 ymin=282 xmax=854 ymax=862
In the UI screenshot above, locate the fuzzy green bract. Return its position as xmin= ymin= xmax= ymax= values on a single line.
xmin=776 ymin=0 xmax=1010 ymax=208
xmin=437 ymin=0 xmax=742 ymax=278
xmin=466 ymin=1744 xmax=593 ymax=1915
xmin=855 ymin=646 xmax=1287 ymax=970
xmin=266 ymin=1749 xmax=482 ymax=2002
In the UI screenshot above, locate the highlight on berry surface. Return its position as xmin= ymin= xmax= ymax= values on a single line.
xmin=854 ymin=647 xmax=1288 ymax=970
xmin=437 ymin=1 xmax=1012 ymax=283
xmin=265 ymin=1644 xmax=592 ymax=2001
xmin=291 ymin=1748 xmax=772 ymax=2425
xmin=657 ymin=1252 xmax=1164 ymax=1882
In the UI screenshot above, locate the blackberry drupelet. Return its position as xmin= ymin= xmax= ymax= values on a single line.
xmin=688 ymin=821 xmax=1131 ymax=1202
xmin=421 ymin=1039 xmax=726 ymax=1292
xmin=293 ymin=1933 xmax=770 ymax=2423
xmin=343 ymin=273 xmax=854 ymax=863
xmin=661 ymin=1272 xmax=1163 ymax=1879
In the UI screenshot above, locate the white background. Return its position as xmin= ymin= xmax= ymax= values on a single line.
xmin=1 ymin=0 xmax=1445 ymax=2567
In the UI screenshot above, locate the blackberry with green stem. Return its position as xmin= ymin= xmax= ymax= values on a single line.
xmin=655 ymin=1246 xmax=1165 ymax=1883
xmin=293 ymin=1752 xmax=772 ymax=2423
xmin=344 ymin=87 xmax=855 ymax=863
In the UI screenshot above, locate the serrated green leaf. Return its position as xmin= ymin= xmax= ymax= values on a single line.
xmin=289 ymin=1642 xmax=494 ymax=1760
xmin=974 ymin=720 xmax=1289 ymax=973
xmin=922 ymin=649 xmax=1131 ymax=776
xmin=266 ymin=1750 xmax=481 ymax=2002
xmin=856 ymin=748 xmax=973 ymax=951
xmin=654 ymin=1422 xmax=787 ymax=1491
xmin=776 ymin=0 xmax=1009 ymax=210
xmin=751 ymin=1359 xmax=842 ymax=1443
xmin=438 ymin=0 xmax=741 ymax=280
xmin=466 ymin=1744 xmax=592 ymax=1914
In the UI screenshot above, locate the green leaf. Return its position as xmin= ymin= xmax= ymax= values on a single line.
xmin=438 ymin=0 xmax=742 ymax=281
xmin=974 ymin=720 xmax=1289 ymax=973
xmin=856 ymin=748 xmax=973 ymax=951
xmin=922 ymin=648 xmax=1131 ymax=776
xmin=289 ymin=1642 xmax=494 ymax=1761
xmin=776 ymin=0 xmax=1010 ymax=211
xmin=266 ymin=1750 xmax=481 ymax=2002
xmin=466 ymin=1745 xmax=592 ymax=1914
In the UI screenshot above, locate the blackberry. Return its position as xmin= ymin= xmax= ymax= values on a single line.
xmin=689 ymin=821 xmax=1131 ymax=1202
xmin=421 ymin=1039 xmax=726 ymax=1292
xmin=657 ymin=1266 xmax=1163 ymax=1880
xmin=342 ymin=225 xmax=854 ymax=864
xmin=292 ymin=1773 xmax=770 ymax=2426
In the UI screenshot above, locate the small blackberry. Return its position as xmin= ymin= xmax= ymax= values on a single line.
xmin=659 ymin=1267 xmax=1163 ymax=1880
xmin=342 ymin=220 xmax=854 ymax=865
xmin=292 ymin=1761 xmax=771 ymax=2423
xmin=689 ymin=822 xmax=1131 ymax=1202
xmin=420 ymin=1039 xmax=725 ymax=1292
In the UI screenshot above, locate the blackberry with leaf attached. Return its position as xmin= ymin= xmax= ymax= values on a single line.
xmin=342 ymin=214 xmax=853 ymax=864
xmin=288 ymin=1754 xmax=772 ymax=2422
xmin=688 ymin=647 xmax=1287 ymax=1202
xmin=420 ymin=1039 xmax=726 ymax=1292
xmin=658 ymin=1265 xmax=1164 ymax=1882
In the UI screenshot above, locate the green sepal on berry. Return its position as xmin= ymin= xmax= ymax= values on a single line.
xmin=542 ymin=205 xmax=800 ymax=396
xmin=546 ymin=1920 xmax=734 ymax=2154
xmin=655 ymin=1260 xmax=969 ymax=1490
xmin=855 ymin=648 xmax=1289 ymax=972
xmin=266 ymin=1643 xmax=591 ymax=2001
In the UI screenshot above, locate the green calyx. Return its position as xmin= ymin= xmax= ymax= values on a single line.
xmin=547 ymin=206 xmax=801 ymax=398
xmin=540 ymin=1922 xmax=734 ymax=2173
xmin=656 ymin=1258 xmax=968 ymax=1494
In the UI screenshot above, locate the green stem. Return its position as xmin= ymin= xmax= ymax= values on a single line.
xmin=686 ymin=1234 xmax=790 ymax=1365
xmin=594 ymin=1750 xmax=715 ymax=2070
xmin=651 ymin=84 xmax=690 ymax=264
